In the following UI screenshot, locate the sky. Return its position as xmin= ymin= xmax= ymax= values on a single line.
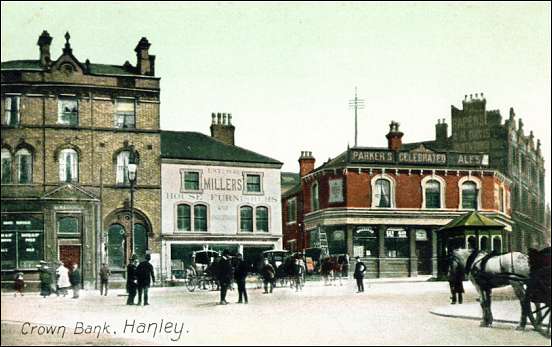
xmin=1 ymin=2 xmax=550 ymax=204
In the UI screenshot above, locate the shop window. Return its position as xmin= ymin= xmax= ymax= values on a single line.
xmin=328 ymin=229 xmax=347 ymax=255
xmin=4 ymin=96 xmax=20 ymax=127
xmin=311 ymin=182 xmax=320 ymax=211
xmin=107 ymin=224 xmax=125 ymax=269
xmin=256 ymin=206 xmax=269 ymax=232
xmin=15 ymin=149 xmax=32 ymax=184
xmin=245 ymin=174 xmax=262 ymax=193
xmin=57 ymin=97 xmax=79 ymax=126
xmin=1 ymin=214 xmax=44 ymax=270
xmin=353 ymin=227 xmax=378 ymax=258
xmin=182 ymin=171 xmax=200 ymax=191
xmin=176 ymin=204 xmax=191 ymax=231
xmin=461 ymin=181 xmax=478 ymax=210
xmin=240 ymin=206 xmax=253 ymax=232
xmin=133 ymin=224 xmax=148 ymax=261
xmin=194 ymin=204 xmax=208 ymax=231
xmin=287 ymin=197 xmax=297 ymax=223
xmin=1 ymin=149 xmax=12 ymax=184
xmin=115 ymin=99 xmax=136 ymax=129
xmin=59 ymin=148 xmax=78 ymax=182
xmin=116 ymin=151 xmax=130 ymax=184
xmin=384 ymin=228 xmax=409 ymax=258
xmin=425 ymin=180 xmax=441 ymax=208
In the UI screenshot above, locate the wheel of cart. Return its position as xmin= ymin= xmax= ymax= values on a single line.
xmin=524 ymin=248 xmax=551 ymax=337
xmin=186 ymin=250 xmax=221 ymax=292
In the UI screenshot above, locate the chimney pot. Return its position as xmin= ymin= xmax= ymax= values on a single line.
xmin=211 ymin=113 xmax=216 ymax=124
xmin=223 ymin=113 xmax=227 ymax=125
xmin=228 ymin=113 xmax=232 ymax=125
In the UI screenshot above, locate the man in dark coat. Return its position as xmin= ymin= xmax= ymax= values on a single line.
xmin=448 ymin=253 xmax=464 ymax=304
xmin=217 ymin=250 xmax=234 ymax=305
xmin=353 ymin=256 xmax=366 ymax=293
xmin=137 ymin=254 xmax=155 ymax=306
xmin=126 ymin=255 xmax=139 ymax=305
xmin=69 ymin=263 xmax=81 ymax=299
xmin=261 ymin=258 xmax=276 ymax=294
xmin=234 ymin=253 xmax=249 ymax=304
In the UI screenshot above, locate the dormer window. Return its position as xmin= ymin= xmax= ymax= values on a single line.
xmin=58 ymin=97 xmax=79 ymax=126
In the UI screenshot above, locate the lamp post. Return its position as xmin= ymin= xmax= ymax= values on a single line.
xmin=127 ymin=159 xmax=137 ymax=260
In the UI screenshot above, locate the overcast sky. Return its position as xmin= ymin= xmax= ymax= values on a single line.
xmin=2 ymin=2 xmax=550 ymax=204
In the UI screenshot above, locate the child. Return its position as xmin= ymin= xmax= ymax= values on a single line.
xmin=14 ymin=272 xmax=25 ymax=296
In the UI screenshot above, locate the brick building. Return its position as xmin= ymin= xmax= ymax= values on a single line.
xmin=1 ymin=31 xmax=161 ymax=288
xmin=283 ymin=122 xmax=513 ymax=278
xmin=160 ymin=114 xmax=283 ymax=281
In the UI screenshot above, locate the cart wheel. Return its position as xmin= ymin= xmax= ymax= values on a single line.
xmin=527 ymin=302 xmax=550 ymax=337
xmin=186 ymin=277 xmax=196 ymax=292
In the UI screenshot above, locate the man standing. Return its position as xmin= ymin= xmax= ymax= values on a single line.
xmin=99 ymin=262 xmax=111 ymax=296
xmin=234 ymin=253 xmax=249 ymax=304
xmin=126 ymin=255 xmax=139 ymax=305
xmin=353 ymin=256 xmax=366 ymax=293
xmin=137 ymin=254 xmax=156 ymax=306
xmin=216 ymin=250 xmax=233 ymax=305
xmin=261 ymin=258 xmax=276 ymax=294
xmin=69 ymin=263 xmax=81 ymax=299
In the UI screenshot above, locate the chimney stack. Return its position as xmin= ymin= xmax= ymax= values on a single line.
xmin=386 ymin=121 xmax=404 ymax=151
xmin=298 ymin=151 xmax=316 ymax=177
xmin=135 ymin=37 xmax=155 ymax=76
xmin=435 ymin=118 xmax=448 ymax=146
xmin=37 ymin=30 xmax=53 ymax=67
xmin=210 ymin=112 xmax=235 ymax=146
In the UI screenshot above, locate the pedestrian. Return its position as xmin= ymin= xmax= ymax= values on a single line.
xmin=137 ymin=254 xmax=155 ymax=306
xmin=261 ymin=258 xmax=276 ymax=294
xmin=69 ymin=263 xmax=81 ymax=299
xmin=56 ymin=261 xmax=71 ymax=297
xmin=339 ymin=254 xmax=350 ymax=283
xmin=14 ymin=272 xmax=25 ymax=297
xmin=293 ymin=258 xmax=305 ymax=292
xmin=38 ymin=262 xmax=52 ymax=298
xmin=126 ymin=255 xmax=139 ymax=305
xmin=99 ymin=262 xmax=111 ymax=296
xmin=353 ymin=256 xmax=366 ymax=293
xmin=234 ymin=253 xmax=249 ymax=304
xmin=216 ymin=250 xmax=233 ymax=305
xmin=448 ymin=254 xmax=464 ymax=304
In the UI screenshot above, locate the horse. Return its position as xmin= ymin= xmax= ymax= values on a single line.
xmin=451 ymin=248 xmax=530 ymax=328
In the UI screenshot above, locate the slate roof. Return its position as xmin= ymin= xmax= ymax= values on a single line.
xmin=281 ymin=172 xmax=301 ymax=195
xmin=1 ymin=59 xmax=140 ymax=77
xmin=161 ymin=131 xmax=282 ymax=166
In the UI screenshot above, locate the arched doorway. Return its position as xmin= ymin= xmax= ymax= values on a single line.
xmin=107 ymin=224 xmax=126 ymax=269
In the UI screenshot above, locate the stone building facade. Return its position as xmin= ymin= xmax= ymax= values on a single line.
xmin=1 ymin=31 xmax=161 ymax=289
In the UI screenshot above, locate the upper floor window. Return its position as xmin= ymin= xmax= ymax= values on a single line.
xmin=374 ymin=179 xmax=391 ymax=208
xmin=58 ymin=97 xmax=78 ymax=126
xmin=256 ymin=206 xmax=269 ymax=232
xmin=115 ymin=99 xmax=136 ymax=129
xmin=1 ymin=149 xmax=12 ymax=184
xmin=461 ymin=181 xmax=478 ymax=210
xmin=59 ymin=148 xmax=78 ymax=182
xmin=240 ymin=206 xmax=253 ymax=232
xmin=116 ymin=151 xmax=130 ymax=185
xmin=4 ymin=96 xmax=20 ymax=127
xmin=194 ymin=204 xmax=208 ymax=231
xmin=15 ymin=149 xmax=32 ymax=184
xmin=176 ymin=203 xmax=208 ymax=232
xmin=425 ymin=180 xmax=441 ymax=208
xmin=176 ymin=204 xmax=191 ymax=231
xmin=245 ymin=174 xmax=262 ymax=193
xmin=182 ymin=171 xmax=200 ymax=191
xmin=287 ymin=197 xmax=297 ymax=223
xmin=311 ymin=182 xmax=320 ymax=211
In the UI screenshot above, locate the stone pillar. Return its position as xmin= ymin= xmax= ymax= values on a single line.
xmin=378 ymin=225 xmax=386 ymax=278
xmin=431 ymin=229 xmax=438 ymax=278
xmin=346 ymin=225 xmax=354 ymax=257
xmin=409 ymin=228 xmax=417 ymax=277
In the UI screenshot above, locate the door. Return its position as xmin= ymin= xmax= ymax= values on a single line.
xmin=59 ymin=245 xmax=81 ymax=271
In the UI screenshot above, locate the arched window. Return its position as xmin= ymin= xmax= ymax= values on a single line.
xmin=107 ymin=224 xmax=125 ymax=269
xmin=374 ymin=179 xmax=391 ymax=208
xmin=116 ymin=151 xmax=130 ymax=184
xmin=256 ymin=207 xmax=269 ymax=232
xmin=240 ymin=206 xmax=253 ymax=232
xmin=133 ymin=224 xmax=148 ymax=261
xmin=176 ymin=204 xmax=191 ymax=231
xmin=461 ymin=181 xmax=478 ymax=210
xmin=15 ymin=148 xmax=32 ymax=184
xmin=467 ymin=236 xmax=477 ymax=250
xmin=311 ymin=182 xmax=319 ymax=211
xmin=480 ymin=236 xmax=489 ymax=252
xmin=492 ymin=236 xmax=502 ymax=253
xmin=1 ymin=149 xmax=12 ymax=184
xmin=194 ymin=204 xmax=208 ymax=231
xmin=59 ymin=148 xmax=78 ymax=182
xmin=425 ymin=180 xmax=441 ymax=208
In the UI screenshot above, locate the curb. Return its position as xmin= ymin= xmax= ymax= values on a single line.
xmin=429 ymin=310 xmax=520 ymax=325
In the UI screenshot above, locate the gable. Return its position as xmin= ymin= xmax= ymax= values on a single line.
xmin=42 ymin=184 xmax=99 ymax=201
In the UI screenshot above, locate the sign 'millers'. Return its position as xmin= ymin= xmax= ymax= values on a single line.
xmin=349 ymin=149 xmax=489 ymax=167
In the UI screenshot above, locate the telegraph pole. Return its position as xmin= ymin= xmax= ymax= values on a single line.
xmin=348 ymin=87 xmax=364 ymax=147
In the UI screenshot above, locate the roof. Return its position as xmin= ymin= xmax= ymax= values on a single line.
xmin=439 ymin=211 xmax=505 ymax=232
xmin=281 ymin=172 xmax=300 ymax=194
xmin=1 ymin=59 xmax=141 ymax=77
xmin=161 ymin=131 xmax=282 ymax=166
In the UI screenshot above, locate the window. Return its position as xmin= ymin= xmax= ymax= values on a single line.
xmin=353 ymin=227 xmax=378 ymax=257
xmin=15 ymin=149 xmax=32 ymax=184
xmin=57 ymin=216 xmax=80 ymax=236
xmin=425 ymin=180 xmax=441 ymax=208
xmin=287 ymin=197 xmax=297 ymax=223
xmin=133 ymin=224 xmax=148 ymax=261
xmin=311 ymin=183 xmax=320 ymax=211
xmin=461 ymin=181 xmax=478 ymax=210
xmin=240 ymin=206 xmax=253 ymax=232
xmin=1 ymin=149 xmax=12 ymax=184
xmin=375 ymin=179 xmax=391 ymax=208
xmin=57 ymin=97 xmax=79 ymax=126
xmin=194 ymin=204 xmax=208 ymax=231
xmin=256 ymin=207 xmax=269 ymax=232
xmin=499 ymin=187 xmax=505 ymax=212
xmin=177 ymin=204 xmax=191 ymax=231
xmin=183 ymin=171 xmax=200 ymax=191
xmin=4 ymin=96 xmax=20 ymax=127
xmin=59 ymin=149 xmax=78 ymax=182
xmin=107 ymin=224 xmax=125 ymax=269
xmin=384 ymin=228 xmax=409 ymax=258
xmin=1 ymin=214 xmax=44 ymax=270
xmin=115 ymin=99 xmax=136 ymax=129
xmin=116 ymin=151 xmax=130 ymax=184
xmin=245 ymin=174 xmax=261 ymax=193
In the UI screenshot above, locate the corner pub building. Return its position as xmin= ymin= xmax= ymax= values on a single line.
xmin=283 ymin=122 xmax=514 ymax=278
xmin=1 ymin=31 xmax=161 ymax=289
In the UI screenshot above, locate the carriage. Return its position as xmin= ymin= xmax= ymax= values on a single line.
xmin=184 ymin=250 xmax=221 ymax=292
xmin=523 ymin=247 xmax=551 ymax=337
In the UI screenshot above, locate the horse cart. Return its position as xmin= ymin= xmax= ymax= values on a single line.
xmin=523 ymin=247 xmax=551 ymax=337
xmin=184 ymin=250 xmax=220 ymax=292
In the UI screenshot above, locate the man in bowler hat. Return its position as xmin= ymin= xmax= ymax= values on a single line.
xmin=353 ymin=256 xmax=366 ymax=293
xmin=126 ymin=254 xmax=139 ymax=305
xmin=234 ymin=253 xmax=249 ymax=304
xmin=137 ymin=253 xmax=155 ymax=306
xmin=216 ymin=250 xmax=233 ymax=305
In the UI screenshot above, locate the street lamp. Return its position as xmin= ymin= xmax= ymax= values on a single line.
xmin=127 ymin=158 xmax=138 ymax=261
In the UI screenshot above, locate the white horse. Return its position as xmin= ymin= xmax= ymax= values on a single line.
xmin=451 ymin=248 xmax=531 ymax=328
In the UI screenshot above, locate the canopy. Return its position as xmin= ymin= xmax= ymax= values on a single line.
xmin=439 ymin=211 xmax=505 ymax=232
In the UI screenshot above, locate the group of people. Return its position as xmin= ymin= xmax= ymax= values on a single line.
xmin=37 ymin=260 xmax=81 ymax=299
xmin=126 ymin=254 xmax=155 ymax=305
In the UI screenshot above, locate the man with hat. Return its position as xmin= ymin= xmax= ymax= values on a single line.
xmin=137 ymin=253 xmax=155 ymax=306
xmin=234 ymin=253 xmax=249 ymax=304
xmin=126 ymin=254 xmax=139 ymax=305
xmin=353 ymin=256 xmax=366 ymax=293
xmin=216 ymin=250 xmax=233 ymax=305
